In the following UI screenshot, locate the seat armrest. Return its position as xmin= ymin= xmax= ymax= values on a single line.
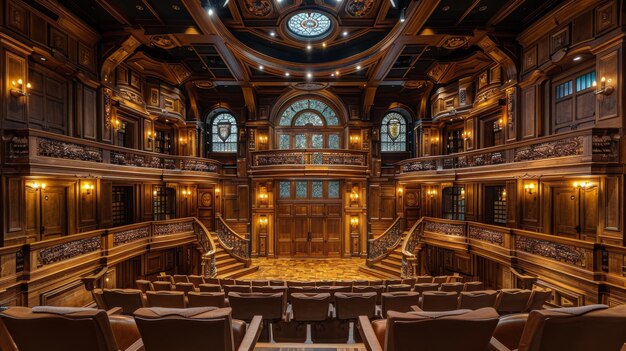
xmin=489 ymin=337 xmax=514 ymax=351
xmin=238 ymin=315 xmax=263 ymax=351
xmin=107 ymin=307 xmax=123 ymax=315
xmin=358 ymin=316 xmax=383 ymax=351
xmin=124 ymin=339 xmax=144 ymax=351
xmin=410 ymin=305 xmax=423 ymax=312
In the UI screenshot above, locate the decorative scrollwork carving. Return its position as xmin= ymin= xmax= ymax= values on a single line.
xmin=215 ymin=218 xmax=250 ymax=260
xmin=244 ymin=0 xmax=272 ymax=16
xmin=424 ymin=221 xmax=465 ymax=236
xmin=368 ymin=218 xmax=403 ymax=261
xmin=514 ymin=137 xmax=583 ymax=162
xmin=154 ymin=222 xmax=194 ymax=236
xmin=468 ymin=226 xmax=504 ymax=246
xmin=346 ymin=0 xmax=375 ymax=17
xmin=113 ymin=227 xmax=150 ymax=246
xmin=7 ymin=136 xmax=29 ymax=159
xmin=38 ymin=237 xmax=102 ymax=267
xmin=38 ymin=138 xmax=103 ymax=162
xmin=401 ymin=160 xmax=436 ymax=172
xmin=515 ymin=235 xmax=587 ymax=267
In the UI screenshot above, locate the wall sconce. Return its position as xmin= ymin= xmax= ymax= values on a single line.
xmin=181 ymin=188 xmax=191 ymax=197
xmin=147 ymin=130 xmax=154 ymax=143
xmin=179 ymin=137 xmax=187 ymax=145
xmin=593 ymin=76 xmax=614 ymax=96
xmin=493 ymin=118 xmax=503 ymax=131
xmin=426 ymin=188 xmax=437 ymax=199
xmin=573 ymin=181 xmax=590 ymax=189
xmin=10 ymin=79 xmax=31 ymax=97
xmin=462 ymin=130 xmax=471 ymax=141
xmin=349 ymin=191 xmax=359 ymax=202
xmin=430 ymin=136 xmax=440 ymax=143
xmin=460 ymin=187 xmax=466 ymax=200
xmin=524 ymin=182 xmax=535 ymax=195
xmin=501 ymin=189 xmax=507 ymax=201
xmin=259 ymin=216 xmax=269 ymax=227
xmin=258 ymin=135 xmax=268 ymax=145
xmin=111 ymin=118 xmax=121 ymax=130
xmin=30 ymin=182 xmax=46 ymax=190
xmin=83 ymin=182 xmax=94 ymax=195
xmin=258 ymin=188 xmax=269 ymax=203
xmin=350 ymin=216 xmax=359 ymax=229
xmin=397 ymin=186 xmax=404 ymax=195
xmin=215 ymin=187 xmax=220 ymax=197
xmin=350 ymin=135 xmax=360 ymax=144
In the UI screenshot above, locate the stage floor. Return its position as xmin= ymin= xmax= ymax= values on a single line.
xmin=255 ymin=343 xmax=365 ymax=350
xmin=242 ymin=258 xmax=379 ymax=281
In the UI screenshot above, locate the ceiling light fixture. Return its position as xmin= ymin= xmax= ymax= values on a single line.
xmin=259 ymin=65 xmax=264 ymax=70
xmin=356 ymin=65 xmax=361 ymax=70
xmin=40 ymin=57 xmax=46 ymax=61
xmin=223 ymin=0 xmax=230 ymax=6
xmin=573 ymin=56 xmax=582 ymax=61
xmin=400 ymin=8 xmax=406 ymax=22
xmin=322 ymin=42 xmax=326 ymax=47
xmin=307 ymin=44 xmax=312 ymax=50
xmin=478 ymin=5 xmax=487 ymax=11
xmin=270 ymin=31 xmax=276 ymax=37
xmin=335 ymin=70 xmax=340 ymax=76
xmin=136 ymin=5 xmax=144 ymax=11
xmin=343 ymin=31 xmax=348 ymax=36
xmin=207 ymin=6 xmax=214 ymax=16
xmin=331 ymin=73 xmax=335 ymax=77
xmin=307 ymin=72 xmax=313 ymax=79
xmin=389 ymin=0 xmax=396 ymax=8
xmin=285 ymin=72 xmax=290 ymax=77
xmin=442 ymin=5 xmax=450 ymax=11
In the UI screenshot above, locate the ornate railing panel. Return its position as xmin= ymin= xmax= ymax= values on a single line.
xmin=367 ymin=216 xmax=405 ymax=265
xmin=252 ymin=149 xmax=368 ymax=167
xmin=401 ymin=218 xmax=424 ymax=278
xmin=514 ymin=235 xmax=588 ymax=267
xmin=215 ymin=216 xmax=251 ymax=266
xmin=4 ymin=129 xmax=220 ymax=174
xmin=193 ymin=219 xmax=217 ymax=278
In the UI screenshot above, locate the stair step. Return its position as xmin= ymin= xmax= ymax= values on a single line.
xmin=218 ymin=265 xmax=260 ymax=280
xmin=380 ymin=260 xmax=402 ymax=269
xmin=218 ymin=262 xmax=248 ymax=274
xmin=371 ymin=263 xmax=402 ymax=276
xmin=216 ymin=257 xmax=238 ymax=268
xmin=358 ymin=265 xmax=399 ymax=279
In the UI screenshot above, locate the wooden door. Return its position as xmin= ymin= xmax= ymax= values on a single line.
xmin=326 ymin=204 xmax=342 ymax=256
xmin=309 ymin=210 xmax=325 ymax=257
xmin=41 ymin=186 xmax=67 ymax=240
xmin=552 ymin=187 xmax=579 ymax=238
xmin=294 ymin=216 xmax=310 ymax=257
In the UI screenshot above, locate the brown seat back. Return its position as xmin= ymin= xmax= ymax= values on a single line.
xmin=386 ymin=284 xmax=413 ymax=293
xmin=187 ymin=292 xmax=226 ymax=308
xmin=198 ymin=284 xmax=222 ymax=293
xmin=223 ymin=285 xmax=252 ymax=295
xmin=205 ymin=277 xmax=220 ymax=285
xmin=252 ymin=286 xmax=289 ymax=312
xmin=517 ymin=305 xmax=626 ymax=351
xmin=173 ymin=275 xmax=189 ymax=284
xmin=492 ymin=313 xmax=529 ymax=350
xmin=413 ymin=283 xmax=439 ymax=294
xmin=384 ymin=279 xmax=403 ymax=286
xmin=401 ymin=279 xmax=416 ymax=287
xmin=458 ymin=290 xmax=498 ymax=310
xmin=497 ymin=289 xmax=532 ymax=314
xmin=420 ymin=291 xmax=459 ymax=312
xmin=315 ymin=286 xmax=352 ymax=301
xmin=525 ymin=288 xmax=552 ymax=311
xmin=353 ymin=280 xmax=370 ymax=287
xmin=136 ymin=280 xmax=154 ymax=293
xmin=228 ymin=292 xmax=284 ymax=321
xmin=146 ymin=291 xmax=186 ymax=308
xmin=157 ymin=275 xmax=175 ymax=284
xmin=287 ymin=281 xmax=314 ymax=287
xmin=269 ymin=280 xmax=285 ymax=286
xmin=288 ymin=286 xmax=316 ymax=301
xmin=234 ymin=280 xmax=251 ymax=286
xmin=152 ymin=281 xmax=173 ymax=291
xmin=188 ymin=275 xmax=205 ymax=288
xmin=440 ymin=282 xmax=464 ymax=293
xmin=381 ymin=292 xmax=420 ymax=317
xmin=92 ymin=289 xmax=106 ymax=309
xmin=415 ymin=276 xmax=433 ymax=284
xmin=251 ymin=280 xmax=269 ymax=286
xmin=291 ymin=293 xmax=331 ymax=322
xmin=220 ymin=279 xmax=235 ymax=286
xmin=175 ymin=282 xmax=196 ymax=295
xmin=432 ymin=276 xmax=449 ymax=284
xmin=335 ymin=292 xmax=377 ymax=320
xmin=382 ymin=308 xmax=499 ymax=351
xmin=0 ymin=306 xmax=120 ymax=351
xmin=369 ymin=280 xmax=384 ymax=286
xmin=133 ymin=307 xmax=238 ymax=351
xmin=353 ymin=285 xmax=384 ymax=305
xmin=102 ymin=289 xmax=146 ymax=315
xmin=463 ymin=281 xmax=485 ymax=291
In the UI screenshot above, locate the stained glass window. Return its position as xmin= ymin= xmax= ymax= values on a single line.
xmin=328 ymin=181 xmax=340 ymax=198
xmin=312 ymin=181 xmax=323 ymax=198
xmin=279 ymin=134 xmax=290 ymax=149
xmin=328 ymin=134 xmax=340 ymax=149
xmin=381 ymin=112 xmax=407 ymax=152
xmin=312 ymin=134 xmax=324 ymax=148
xmin=279 ymin=181 xmax=291 ymax=198
xmin=211 ymin=113 xmax=238 ymax=152
xmin=287 ymin=12 xmax=332 ymax=39
xmin=295 ymin=134 xmax=307 ymax=149
xmin=279 ymin=99 xmax=339 ymax=126
xmin=296 ymin=181 xmax=308 ymax=198
xmin=295 ymin=112 xmax=325 ymax=126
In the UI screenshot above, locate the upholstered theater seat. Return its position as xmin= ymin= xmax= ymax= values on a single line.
xmin=489 ymin=305 xmax=626 ymax=351
xmin=101 ymin=289 xmax=146 ymax=315
xmin=360 ymin=307 xmax=499 ymax=351
xmin=384 ymin=279 xmax=403 ymax=286
xmin=156 ymin=275 xmax=175 ymax=284
xmin=401 ymin=278 xmax=416 ymax=288
xmin=353 ymin=285 xmax=385 ymax=305
xmin=464 ymin=281 xmax=485 ymax=291
xmin=334 ymin=292 xmax=378 ymax=343
xmin=152 ymin=281 xmax=173 ymax=291
xmin=251 ymin=280 xmax=270 ymax=286
xmin=381 ymin=292 xmax=420 ymax=317
xmin=146 ymin=291 xmax=186 ymax=308
xmin=439 ymin=282 xmax=464 ymax=293
xmin=386 ymin=284 xmax=413 ymax=293
xmin=133 ymin=307 xmax=261 ymax=351
xmin=415 ymin=276 xmax=433 ymax=284
xmin=0 ymin=306 xmax=142 ymax=351
xmin=419 ymin=291 xmax=459 ymax=312
xmin=187 ymin=292 xmax=226 ymax=308
xmin=224 ymin=284 xmax=252 ymax=295
xmin=228 ymin=292 xmax=286 ymax=341
xmin=172 ymin=275 xmax=189 ymax=284
xmin=135 ymin=280 xmax=154 ymax=293
xmin=458 ymin=290 xmax=499 ymax=310
xmin=432 ymin=276 xmax=449 ymax=284
xmin=174 ymin=282 xmax=196 ymax=295
xmin=525 ymin=287 xmax=552 ymax=311
xmin=251 ymin=286 xmax=289 ymax=312
xmin=187 ymin=275 xmax=205 ymax=288
xmin=496 ymin=289 xmax=532 ymax=315
xmin=413 ymin=283 xmax=440 ymax=294
xmin=353 ymin=280 xmax=370 ymax=287
xmin=198 ymin=283 xmax=222 ymax=292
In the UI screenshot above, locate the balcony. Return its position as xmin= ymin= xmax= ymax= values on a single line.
xmin=249 ymin=149 xmax=370 ymax=177
xmin=397 ymin=128 xmax=620 ymax=179
xmin=3 ymin=129 xmax=221 ymax=179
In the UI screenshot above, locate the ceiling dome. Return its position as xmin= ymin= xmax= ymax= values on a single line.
xmin=287 ymin=11 xmax=332 ymax=40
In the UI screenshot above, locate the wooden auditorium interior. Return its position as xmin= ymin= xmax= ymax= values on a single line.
xmin=2 ymin=0 xmax=626 ymax=350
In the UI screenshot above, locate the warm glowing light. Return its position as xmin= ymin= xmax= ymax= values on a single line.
xmin=397 ymin=187 xmax=403 ymax=195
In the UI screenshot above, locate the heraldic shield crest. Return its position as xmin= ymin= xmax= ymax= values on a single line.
xmin=387 ymin=118 xmax=401 ymax=141
xmin=217 ymin=121 xmax=232 ymax=142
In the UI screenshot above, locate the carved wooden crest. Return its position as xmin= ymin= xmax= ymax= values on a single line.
xmin=291 ymin=82 xmax=329 ymax=91
xmin=346 ymin=0 xmax=375 ymax=17
xmin=387 ymin=118 xmax=401 ymax=141
xmin=442 ymin=36 xmax=469 ymax=49
xmin=217 ymin=122 xmax=232 ymax=141
xmin=245 ymin=0 xmax=273 ymax=16
xmin=150 ymin=35 xmax=179 ymax=49
xmin=428 ymin=63 xmax=450 ymax=82
xmin=194 ymin=81 xmax=214 ymax=89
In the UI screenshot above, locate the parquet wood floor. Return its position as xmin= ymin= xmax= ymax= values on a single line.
xmin=241 ymin=258 xmax=378 ymax=281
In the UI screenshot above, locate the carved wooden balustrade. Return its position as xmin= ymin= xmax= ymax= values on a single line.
xmin=398 ymin=128 xmax=620 ymax=175
xmin=0 ymin=217 xmax=218 ymax=305
xmin=215 ymin=215 xmax=251 ymax=266
xmin=366 ymin=216 xmax=405 ymax=266
xmin=401 ymin=218 xmax=424 ymax=278
xmin=3 ymin=129 xmax=221 ymax=175
xmin=251 ymin=149 xmax=369 ymax=167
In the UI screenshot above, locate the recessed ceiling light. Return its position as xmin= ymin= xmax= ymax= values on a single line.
xmin=172 ymin=5 xmax=180 ymax=11
xmin=400 ymin=8 xmax=406 ymax=22
xmin=331 ymin=73 xmax=335 ymax=77
xmin=322 ymin=42 xmax=326 ymax=47
xmin=478 ymin=5 xmax=487 ymax=11
xmin=259 ymin=65 xmax=264 ymax=70
xmin=442 ymin=5 xmax=450 ymax=11
xmin=389 ymin=0 xmax=397 ymax=8
xmin=207 ymin=7 xmax=214 ymax=16
xmin=285 ymin=72 xmax=290 ymax=77
xmin=136 ymin=5 xmax=144 ymax=11
xmin=573 ymin=56 xmax=582 ymax=61
xmin=343 ymin=31 xmax=348 ymax=36
xmin=307 ymin=44 xmax=312 ymax=50
xmin=40 ymin=57 xmax=47 ymax=61
xmin=356 ymin=65 xmax=361 ymax=70
xmin=270 ymin=31 xmax=276 ymax=37
xmin=307 ymin=72 xmax=313 ymax=79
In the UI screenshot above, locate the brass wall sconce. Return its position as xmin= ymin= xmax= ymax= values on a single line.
xmin=349 ymin=135 xmax=360 ymax=144
xmin=179 ymin=137 xmax=187 ymax=146
xmin=462 ymin=130 xmax=471 ymax=141
xmin=259 ymin=216 xmax=269 ymax=227
xmin=83 ymin=182 xmax=95 ymax=195
xmin=426 ymin=188 xmax=437 ymax=199
xmin=524 ymin=182 xmax=535 ymax=195
xmin=350 ymin=216 xmax=359 ymax=229
xmin=147 ymin=130 xmax=154 ymax=143
xmin=593 ymin=76 xmax=614 ymax=96
xmin=430 ymin=136 xmax=440 ymax=143
xmin=258 ymin=135 xmax=268 ymax=144
xmin=29 ymin=182 xmax=46 ymax=190
xmin=493 ymin=118 xmax=504 ymax=131
xmin=573 ymin=181 xmax=590 ymax=189
xmin=397 ymin=186 xmax=403 ymax=195
xmin=10 ymin=79 xmax=31 ymax=97
xmin=181 ymin=188 xmax=191 ymax=197
xmin=460 ymin=187 xmax=466 ymax=200
xmin=349 ymin=191 xmax=359 ymax=202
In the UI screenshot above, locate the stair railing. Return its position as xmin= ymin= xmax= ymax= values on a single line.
xmin=215 ymin=215 xmax=251 ymax=267
xmin=366 ymin=216 xmax=405 ymax=266
xmin=401 ymin=217 xmax=425 ymax=278
xmin=192 ymin=218 xmax=218 ymax=278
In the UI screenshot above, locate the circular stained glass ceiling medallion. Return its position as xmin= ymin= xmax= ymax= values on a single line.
xmin=287 ymin=11 xmax=332 ymax=39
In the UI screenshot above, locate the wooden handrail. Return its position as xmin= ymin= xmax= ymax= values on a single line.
xmin=367 ymin=216 xmax=404 ymax=264
xmin=215 ymin=215 xmax=251 ymax=265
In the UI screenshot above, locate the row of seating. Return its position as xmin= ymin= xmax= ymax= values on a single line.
xmin=3 ymin=303 xmax=626 ymax=350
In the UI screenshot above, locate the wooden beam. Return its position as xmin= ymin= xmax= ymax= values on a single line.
xmin=95 ymin=0 xmax=132 ymax=26
xmin=487 ymin=0 xmax=526 ymax=26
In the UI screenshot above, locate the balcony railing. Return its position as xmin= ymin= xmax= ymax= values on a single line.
xmin=251 ymin=149 xmax=369 ymax=167
xmin=398 ymin=128 xmax=619 ymax=174
xmin=215 ymin=215 xmax=251 ymax=266
xmin=366 ymin=216 xmax=405 ymax=265
xmin=4 ymin=129 xmax=221 ymax=174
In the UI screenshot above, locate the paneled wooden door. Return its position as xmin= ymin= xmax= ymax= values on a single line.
xmin=277 ymin=203 xmax=342 ymax=257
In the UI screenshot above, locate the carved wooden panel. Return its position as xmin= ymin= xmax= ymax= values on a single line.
xmin=49 ymin=27 xmax=68 ymax=56
xmin=522 ymin=181 xmax=539 ymax=225
xmin=572 ymin=11 xmax=593 ymax=44
xmin=7 ymin=178 xmax=23 ymax=235
xmin=7 ymin=1 xmax=28 ymax=35
xmin=575 ymin=91 xmax=595 ymax=121
xmin=604 ymin=176 xmax=620 ymax=232
xmin=5 ymin=51 xmax=26 ymax=123
xmin=83 ymin=87 xmax=97 ymax=140
xmin=79 ymin=180 xmax=96 ymax=228
xmin=583 ymin=186 xmax=598 ymax=239
xmin=521 ymin=87 xmax=536 ymax=138
xmin=595 ymin=1 xmax=617 ymax=35
xmin=28 ymin=64 xmax=67 ymax=134
xmin=25 ymin=187 xmax=37 ymax=239
xmin=100 ymin=181 xmax=113 ymax=228
xmin=552 ymin=187 xmax=578 ymax=238
xmin=78 ymin=42 xmax=95 ymax=71
xmin=537 ymin=36 xmax=550 ymax=66
xmin=523 ymin=46 xmax=537 ymax=72
xmin=598 ymin=50 xmax=618 ymax=120
xmin=550 ymin=27 xmax=570 ymax=54
xmin=30 ymin=13 xmax=46 ymax=45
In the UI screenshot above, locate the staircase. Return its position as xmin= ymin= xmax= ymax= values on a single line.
xmin=209 ymin=232 xmax=259 ymax=279
xmin=359 ymin=227 xmax=409 ymax=279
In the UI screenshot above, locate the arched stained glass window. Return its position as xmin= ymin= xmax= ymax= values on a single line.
xmin=210 ymin=113 xmax=238 ymax=153
xmin=279 ymin=99 xmax=338 ymax=126
xmin=381 ymin=112 xmax=407 ymax=152
xmin=287 ymin=12 xmax=332 ymax=39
